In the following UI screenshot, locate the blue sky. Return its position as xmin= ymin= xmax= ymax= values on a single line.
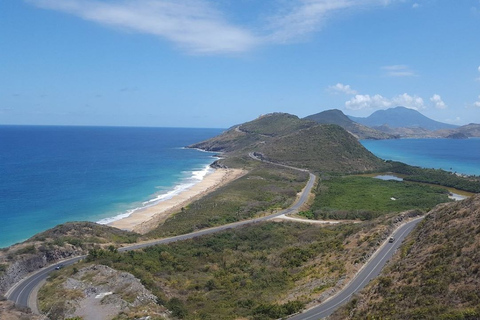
xmin=1 ymin=0 xmax=480 ymax=128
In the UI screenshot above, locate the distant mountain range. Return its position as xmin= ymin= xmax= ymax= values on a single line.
xmin=304 ymin=109 xmax=397 ymax=140
xmin=348 ymin=106 xmax=458 ymax=130
xmin=304 ymin=106 xmax=480 ymax=139
xmin=190 ymin=112 xmax=386 ymax=173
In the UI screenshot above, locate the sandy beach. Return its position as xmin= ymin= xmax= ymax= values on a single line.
xmin=108 ymin=168 xmax=247 ymax=234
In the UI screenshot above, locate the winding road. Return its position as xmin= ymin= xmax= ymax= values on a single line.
xmin=6 ymin=154 xmax=422 ymax=320
xmin=288 ymin=216 xmax=423 ymax=319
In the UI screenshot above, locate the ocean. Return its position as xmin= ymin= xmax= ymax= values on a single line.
xmin=361 ymin=138 xmax=480 ymax=176
xmin=0 ymin=126 xmax=224 ymax=248
xmin=2 ymin=129 xmax=478 ymax=249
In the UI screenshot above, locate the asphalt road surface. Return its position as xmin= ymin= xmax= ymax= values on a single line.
xmin=288 ymin=216 xmax=423 ymax=320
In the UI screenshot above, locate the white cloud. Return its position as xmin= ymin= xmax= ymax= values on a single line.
xmin=345 ymin=94 xmax=392 ymax=110
xmin=382 ymin=65 xmax=416 ymax=77
xmin=328 ymin=83 xmax=357 ymax=95
xmin=27 ymin=0 xmax=259 ymax=54
xmin=391 ymin=93 xmax=425 ymax=110
xmin=412 ymin=3 xmax=419 ymax=8
xmin=430 ymin=94 xmax=447 ymax=109
xmin=478 ymin=66 xmax=480 ymax=72
xmin=345 ymin=93 xmax=426 ymax=111
xmin=474 ymin=95 xmax=480 ymax=108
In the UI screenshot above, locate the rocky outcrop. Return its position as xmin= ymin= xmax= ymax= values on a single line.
xmin=445 ymin=132 xmax=468 ymax=139
xmin=0 ymin=246 xmax=83 ymax=295
xmin=0 ymin=300 xmax=47 ymax=320
xmin=43 ymin=264 xmax=168 ymax=320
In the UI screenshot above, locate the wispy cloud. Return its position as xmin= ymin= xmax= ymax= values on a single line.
xmin=328 ymin=83 xmax=357 ymax=95
xmin=26 ymin=0 xmax=402 ymax=54
xmin=382 ymin=65 xmax=417 ymax=77
xmin=345 ymin=93 xmax=425 ymax=111
xmin=265 ymin=0 xmax=397 ymax=43
xmin=27 ymin=0 xmax=259 ymax=54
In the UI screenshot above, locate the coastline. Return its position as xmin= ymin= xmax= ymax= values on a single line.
xmin=108 ymin=167 xmax=247 ymax=234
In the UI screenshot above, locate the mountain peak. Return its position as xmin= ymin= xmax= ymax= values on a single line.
xmin=349 ymin=106 xmax=458 ymax=130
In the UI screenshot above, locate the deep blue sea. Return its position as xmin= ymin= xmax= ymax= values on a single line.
xmin=0 ymin=126 xmax=223 ymax=248
xmin=361 ymin=138 xmax=480 ymax=176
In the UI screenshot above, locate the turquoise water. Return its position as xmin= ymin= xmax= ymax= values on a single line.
xmin=0 ymin=126 xmax=223 ymax=248
xmin=361 ymin=138 xmax=480 ymax=176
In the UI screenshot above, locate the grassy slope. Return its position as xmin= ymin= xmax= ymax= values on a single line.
xmin=301 ymin=176 xmax=451 ymax=220
xmin=259 ymin=125 xmax=386 ymax=173
xmin=332 ymin=194 xmax=480 ymax=319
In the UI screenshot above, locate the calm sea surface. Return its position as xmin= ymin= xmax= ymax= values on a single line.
xmin=361 ymin=138 xmax=480 ymax=176
xmin=2 ymin=130 xmax=477 ymax=248
xmin=0 ymin=126 xmax=223 ymax=248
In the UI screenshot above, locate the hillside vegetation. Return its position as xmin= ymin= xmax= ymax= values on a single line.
xmin=258 ymin=124 xmax=386 ymax=173
xmin=69 ymin=219 xmax=400 ymax=320
xmin=240 ymin=112 xmax=315 ymax=137
xmin=387 ymin=161 xmax=480 ymax=193
xmin=300 ymin=176 xmax=451 ymax=220
xmin=332 ymin=194 xmax=480 ymax=319
xmin=190 ymin=113 xmax=387 ymax=173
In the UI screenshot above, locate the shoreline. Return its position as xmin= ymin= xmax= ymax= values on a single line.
xmin=108 ymin=167 xmax=247 ymax=234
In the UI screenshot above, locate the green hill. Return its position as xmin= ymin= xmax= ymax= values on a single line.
xmin=304 ymin=109 xmax=397 ymax=140
xmin=257 ymin=124 xmax=385 ymax=173
xmin=190 ymin=113 xmax=386 ymax=173
xmin=332 ymin=194 xmax=480 ymax=319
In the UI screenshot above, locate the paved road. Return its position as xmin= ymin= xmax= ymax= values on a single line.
xmin=288 ymin=216 xmax=423 ymax=320
xmin=6 ymin=165 xmax=316 ymax=311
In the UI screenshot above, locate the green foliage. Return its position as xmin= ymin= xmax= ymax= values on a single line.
xmin=30 ymin=222 xmax=140 ymax=246
xmin=167 ymin=298 xmax=189 ymax=319
xmin=309 ymin=176 xmax=451 ymax=220
xmin=253 ymin=300 xmax=305 ymax=319
xmin=387 ymin=161 xmax=480 ymax=193
xmin=146 ymin=164 xmax=308 ymax=238
xmin=85 ymin=222 xmax=367 ymax=319
xmin=15 ymin=245 xmax=36 ymax=255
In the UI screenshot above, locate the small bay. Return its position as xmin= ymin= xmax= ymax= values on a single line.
xmin=361 ymin=138 xmax=480 ymax=176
